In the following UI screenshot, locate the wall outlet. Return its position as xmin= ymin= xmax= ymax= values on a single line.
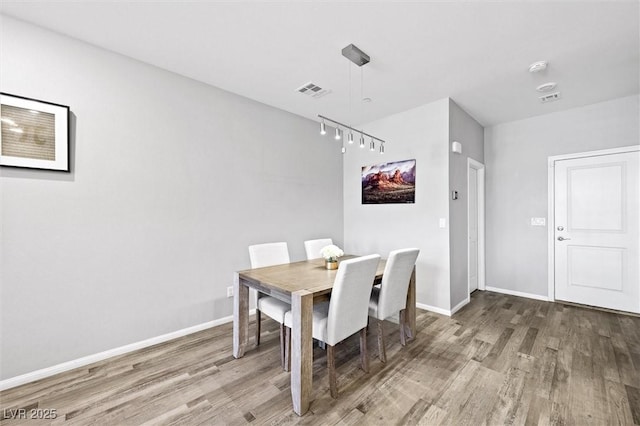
xmin=227 ymin=286 xmax=234 ymax=298
xmin=439 ymin=218 xmax=447 ymax=228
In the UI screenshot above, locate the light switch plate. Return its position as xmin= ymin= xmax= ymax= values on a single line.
xmin=531 ymin=217 xmax=546 ymax=226
xmin=439 ymin=218 xmax=446 ymax=228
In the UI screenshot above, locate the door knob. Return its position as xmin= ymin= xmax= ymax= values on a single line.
xmin=557 ymin=236 xmax=571 ymax=241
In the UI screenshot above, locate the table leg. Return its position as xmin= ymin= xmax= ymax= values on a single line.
xmin=233 ymin=273 xmax=249 ymax=358
xmin=404 ymin=267 xmax=416 ymax=341
xmin=291 ymin=290 xmax=313 ymax=416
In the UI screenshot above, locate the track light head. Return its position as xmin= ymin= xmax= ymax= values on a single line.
xmin=335 ymin=127 xmax=341 ymax=140
xmin=320 ymin=120 xmax=326 ymax=135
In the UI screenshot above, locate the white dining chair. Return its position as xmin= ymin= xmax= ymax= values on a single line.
xmin=248 ymin=242 xmax=292 ymax=370
xmin=284 ymin=254 xmax=380 ymax=398
xmin=303 ymin=238 xmax=333 ymax=260
xmin=368 ymin=248 xmax=420 ymax=363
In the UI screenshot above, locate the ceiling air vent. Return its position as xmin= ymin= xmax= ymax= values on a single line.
xmin=539 ymin=92 xmax=561 ymax=103
xmin=296 ymin=82 xmax=331 ymax=99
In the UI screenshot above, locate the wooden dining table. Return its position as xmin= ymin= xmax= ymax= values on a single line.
xmin=232 ymin=255 xmax=416 ymax=416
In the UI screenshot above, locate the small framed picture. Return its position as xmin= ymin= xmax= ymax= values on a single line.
xmin=0 ymin=93 xmax=70 ymax=172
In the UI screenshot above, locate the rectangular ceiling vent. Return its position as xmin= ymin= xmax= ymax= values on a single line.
xmin=296 ymin=82 xmax=331 ymax=99
xmin=539 ymin=92 xmax=561 ymax=103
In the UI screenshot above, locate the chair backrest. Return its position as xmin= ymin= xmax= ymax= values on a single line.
xmin=326 ymin=254 xmax=380 ymax=346
xmin=248 ymin=242 xmax=290 ymax=268
xmin=303 ymin=238 xmax=333 ymax=260
xmin=376 ymin=248 xmax=420 ymax=320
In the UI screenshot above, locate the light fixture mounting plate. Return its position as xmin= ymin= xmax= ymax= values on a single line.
xmin=536 ymin=82 xmax=557 ymax=92
xmin=528 ymin=60 xmax=548 ymax=73
xmin=342 ymin=44 xmax=370 ymax=67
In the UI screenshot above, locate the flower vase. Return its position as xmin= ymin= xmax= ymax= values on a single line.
xmin=325 ymin=260 xmax=338 ymax=270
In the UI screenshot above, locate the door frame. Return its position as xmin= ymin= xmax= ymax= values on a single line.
xmin=468 ymin=158 xmax=486 ymax=296
xmin=547 ymin=145 xmax=640 ymax=301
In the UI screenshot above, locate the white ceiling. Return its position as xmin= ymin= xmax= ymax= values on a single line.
xmin=1 ymin=1 xmax=638 ymax=127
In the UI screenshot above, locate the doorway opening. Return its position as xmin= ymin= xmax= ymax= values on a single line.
xmin=468 ymin=158 xmax=486 ymax=297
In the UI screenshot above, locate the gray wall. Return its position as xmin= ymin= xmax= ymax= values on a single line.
xmin=0 ymin=17 xmax=343 ymax=379
xmin=343 ymin=99 xmax=452 ymax=311
xmin=448 ymin=100 xmax=484 ymax=309
xmin=484 ymin=95 xmax=639 ymax=297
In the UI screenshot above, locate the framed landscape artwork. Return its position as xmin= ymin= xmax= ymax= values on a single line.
xmin=362 ymin=159 xmax=416 ymax=204
xmin=0 ymin=93 xmax=70 ymax=172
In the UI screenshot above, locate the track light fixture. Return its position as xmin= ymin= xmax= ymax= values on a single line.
xmin=319 ymin=115 xmax=385 ymax=153
xmin=317 ymin=44 xmax=386 ymax=154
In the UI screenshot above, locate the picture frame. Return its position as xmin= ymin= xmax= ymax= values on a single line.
xmin=362 ymin=159 xmax=416 ymax=204
xmin=0 ymin=92 xmax=70 ymax=172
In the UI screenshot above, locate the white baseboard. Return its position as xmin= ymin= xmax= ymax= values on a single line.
xmin=485 ymin=286 xmax=549 ymax=302
xmin=416 ymin=302 xmax=451 ymax=317
xmin=0 ymin=310 xmax=255 ymax=392
xmin=451 ymin=297 xmax=470 ymax=315
xmin=416 ymin=288 xmax=547 ymax=318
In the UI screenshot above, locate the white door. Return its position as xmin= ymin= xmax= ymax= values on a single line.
xmin=554 ymin=150 xmax=639 ymax=313
xmin=468 ymin=166 xmax=479 ymax=292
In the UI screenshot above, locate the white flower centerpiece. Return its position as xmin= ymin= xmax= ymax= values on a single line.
xmin=320 ymin=244 xmax=344 ymax=270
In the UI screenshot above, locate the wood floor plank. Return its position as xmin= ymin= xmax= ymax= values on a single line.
xmin=486 ymin=366 xmax=527 ymax=425
xmin=481 ymin=326 xmax=514 ymax=370
xmin=2 ymin=292 xmax=639 ymax=425
xmin=524 ymin=395 xmax=551 ymax=426
xmin=415 ymin=403 xmax=448 ymax=425
xmin=604 ymin=380 xmax=635 ymax=426
xmin=549 ymin=333 xmax=573 ymax=424
xmin=517 ymin=327 xmax=539 ymax=356
xmin=598 ymin=341 xmax=621 ymax=389
xmin=534 ymin=347 xmax=558 ymax=400
xmin=626 ymin=384 xmax=640 ymax=425
xmin=611 ymin=333 xmax=640 ymax=388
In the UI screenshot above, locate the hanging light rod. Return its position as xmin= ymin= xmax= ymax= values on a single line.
xmin=318 ymin=115 xmax=386 ymax=144
xmin=317 ymin=43 xmax=386 ymax=154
